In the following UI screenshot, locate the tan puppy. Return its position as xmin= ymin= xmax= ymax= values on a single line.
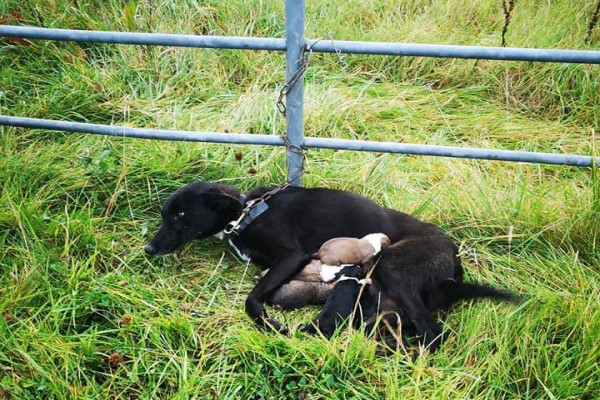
xmin=262 ymin=233 xmax=391 ymax=309
xmin=312 ymin=233 xmax=391 ymax=266
xmin=260 ymin=259 xmax=342 ymax=282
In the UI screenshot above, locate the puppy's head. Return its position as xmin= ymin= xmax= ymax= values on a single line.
xmin=144 ymin=181 xmax=242 ymax=256
xmin=362 ymin=233 xmax=391 ymax=253
xmin=334 ymin=265 xmax=363 ymax=280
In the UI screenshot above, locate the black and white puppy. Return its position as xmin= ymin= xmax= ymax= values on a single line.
xmin=145 ymin=181 xmax=515 ymax=351
xmin=300 ymin=265 xmax=369 ymax=338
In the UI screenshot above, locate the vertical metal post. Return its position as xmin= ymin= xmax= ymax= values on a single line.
xmin=284 ymin=0 xmax=305 ymax=186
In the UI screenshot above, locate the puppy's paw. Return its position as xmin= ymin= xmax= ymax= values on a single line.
xmin=262 ymin=318 xmax=289 ymax=336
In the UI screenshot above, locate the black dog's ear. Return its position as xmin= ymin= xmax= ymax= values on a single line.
xmin=203 ymin=191 xmax=242 ymax=212
xmin=213 ymin=183 xmax=242 ymax=200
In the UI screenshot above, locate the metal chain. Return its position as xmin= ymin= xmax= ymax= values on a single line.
xmin=254 ymin=181 xmax=292 ymax=203
xmin=276 ymin=40 xmax=324 ymax=186
xmin=328 ymin=33 xmax=348 ymax=71
xmin=228 ymin=37 xmax=342 ymax=235
xmin=281 ymin=133 xmax=307 ymax=168
xmin=277 ymin=41 xmax=315 ymax=115
xmin=280 ymin=132 xmax=307 ymax=188
xmin=239 ymin=183 xmax=290 ymax=215
xmin=223 ymin=181 xmax=293 ymax=236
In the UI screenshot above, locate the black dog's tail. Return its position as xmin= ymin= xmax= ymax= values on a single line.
xmin=426 ymin=280 xmax=519 ymax=311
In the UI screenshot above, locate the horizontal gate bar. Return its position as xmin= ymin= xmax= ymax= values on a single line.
xmin=1 ymin=116 xmax=597 ymax=167
xmin=2 ymin=25 xmax=600 ymax=64
xmin=0 ymin=115 xmax=283 ymax=145
xmin=0 ymin=25 xmax=286 ymax=51
xmin=304 ymin=137 xmax=598 ymax=167
xmin=307 ymin=39 xmax=600 ymax=64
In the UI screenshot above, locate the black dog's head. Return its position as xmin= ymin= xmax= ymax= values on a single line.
xmin=144 ymin=181 xmax=242 ymax=256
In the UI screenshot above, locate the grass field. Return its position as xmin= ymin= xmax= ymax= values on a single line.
xmin=1 ymin=0 xmax=599 ymax=398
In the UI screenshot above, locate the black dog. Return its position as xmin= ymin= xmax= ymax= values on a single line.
xmin=300 ymin=265 xmax=368 ymax=338
xmin=145 ymin=181 xmax=515 ymax=350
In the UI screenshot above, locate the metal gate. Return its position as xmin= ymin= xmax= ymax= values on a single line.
xmin=1 ymin=0 xmax=599 ymax=186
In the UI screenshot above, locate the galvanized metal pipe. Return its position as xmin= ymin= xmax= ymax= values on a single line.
xmin=284 ymin=0 xmax=306 ymax=186
xmin=306 ymin=39 xmax=600 ymax=64
xmin=2 ymin=25 xmax=600 ymax=64
xmin=304 ymin=137 xmax=598 ymax=167
xmin=1 ymin=116 xmax=597 ymax=167
xmin=0 ymin=115 xmax=283 ymax=145
xmin=0 ymin=25 xmax=286 ymax=51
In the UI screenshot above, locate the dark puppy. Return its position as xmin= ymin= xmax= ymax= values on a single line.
xmin=145 ymin=181 xmax=515 ymax=350
xmin=267 ymin=280 xmax=335 ymax=310
xmin=356 ymin=238 xmax=517 ymax=347
xmin=301 ymin=265 xmax=369 ymax=338
xmin=260 ymin=260 xmax=336 ymax=309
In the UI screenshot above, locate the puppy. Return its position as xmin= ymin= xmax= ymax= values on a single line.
xmin=356 ymin=238 xmax=518 ymax=348
xmin=260 ymin=259 xmax=347 ymax=283
xmin=312 ymin=233 xmax=391 ymax=267
xmin=301 ymin=265 xmax=370 ymax=338
xmin=260 ymin=259 xmax=343 ymax=282
xmin=261 ymin=260 xmax=346 ymax=309
xmin=267 ymin=280 xmax=335 ymax=310
xmin=261 ymin=234 xmax=388 ymax=310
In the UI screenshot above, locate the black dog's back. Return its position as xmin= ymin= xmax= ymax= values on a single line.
xmin=374 ymin=236 xmax=516 ymax=309
xmin=241 ymin=187 xmax=446 ymax=258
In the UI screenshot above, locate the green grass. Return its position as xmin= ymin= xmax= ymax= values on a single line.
xmin=1 ymin=0 xmax=599 ymax=398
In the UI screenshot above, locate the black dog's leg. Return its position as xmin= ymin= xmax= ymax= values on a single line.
xmin=388 ymin=287 xmax=443 ymax=351
xmin=245 ymin=253 xmax=309 ymax=334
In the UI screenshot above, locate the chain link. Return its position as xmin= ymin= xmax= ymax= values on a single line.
xmin=223 ymin=182 xmax=293 ymax=236
xmin=328 ymin=33 xmax=348 ymax=72
xmin=276 ymin=40 xmax=324 ymax=186
xmin=276 ymin=39 xmax=324 ymax=115
xmin=277 ymin=43 xmax=311 ymax=115
xmin=281 ymin=134 xmax=304 ymax=156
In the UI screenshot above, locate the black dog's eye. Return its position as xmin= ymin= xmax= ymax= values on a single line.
xmin=177 ymin=212 xmax=185 ymax=218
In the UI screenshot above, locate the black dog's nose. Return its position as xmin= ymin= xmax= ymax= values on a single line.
xmin=144 ymin=243 xmax=156 ymax=255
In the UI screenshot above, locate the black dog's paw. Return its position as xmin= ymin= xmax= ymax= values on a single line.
xmin=419 ymin=329 xmax=444 ymax=353
xmin=300 ymin=322 xmax=338 ymax=339
xmin=300 ymin=322 xmax=319 ymax=336
xmin=262 ymin=318 xmax=289 ymax=336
